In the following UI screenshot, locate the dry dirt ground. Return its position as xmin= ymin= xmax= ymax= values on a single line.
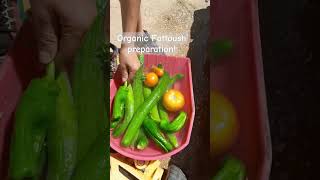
xmin=110 ymin=0 xmax=210 ymax=56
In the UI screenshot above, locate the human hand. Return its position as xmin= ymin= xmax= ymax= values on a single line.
xmin=117 ymin=47 xmax=140 ymax=83
xmin=30 ymin=0 xmax=97 ymax=67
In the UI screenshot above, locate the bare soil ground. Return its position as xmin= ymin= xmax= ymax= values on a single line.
xmin=110 ymin=0 xmax=209 ymax=56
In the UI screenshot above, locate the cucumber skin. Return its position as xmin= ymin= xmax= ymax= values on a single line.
xmin=71 ymin=133 xmax=108 ymax=180
xmin=132 ymin=67 xmax=145 ymax=112
xmin=143 ymin=87 xmax=161 ymax=122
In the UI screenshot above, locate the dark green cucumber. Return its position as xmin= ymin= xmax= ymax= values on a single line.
xmin=132 ymin=69 xmax=144 ymax=112
xmin=113 ymin=84 xmax=134 ymax=137
xmin=47 ymin=72 xmax=77 ymax=180
xmin=160 ymin=111 xmax=187 ymax=133
xmin=143 ymin=117 xmax=173 ymax=152
xmin=143 ymin=86 xmax=161 ymax=122
xmin=71 ymin=132 xmax=108 ymax=180
xmin=72 ymin=0 xmax=108 ymax=162
xmin=132 ymin=53 xmax=145 ymax=112
xmin=122 ymin=73 xmax=182 ymax=147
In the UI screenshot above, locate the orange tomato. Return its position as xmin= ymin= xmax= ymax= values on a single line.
xmin=210 ymin=91 xmax=239 ymax=156
xmin=144 ymin=72 xmax=159 ymax=87
xmin=152 ymin=65 xmax=164 ymax=77
xmin=162 ymin=89 xmax=185 ymax=112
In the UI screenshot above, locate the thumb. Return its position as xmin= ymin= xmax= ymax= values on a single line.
xmin=54 ymin=31 xmax=83 ymax=69
xmin=30 ymin=1 xmax=58 ymax=64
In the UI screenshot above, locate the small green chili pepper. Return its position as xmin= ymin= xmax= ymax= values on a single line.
xmin=166 ymin=133 xmax=179 ymax=148
xmin=160 ymin=111 xmax=187 ymax=133
xmin=143 ymin=117 xmax=173 ymax=152
xmin=136 ymin=129 xmax=149 ymax=150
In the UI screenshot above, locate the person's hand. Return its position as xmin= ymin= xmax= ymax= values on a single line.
xmin=30 ymin=0 xmax=97 ymax=66
xmin=117 ymin=47 xmax=140 ymax=83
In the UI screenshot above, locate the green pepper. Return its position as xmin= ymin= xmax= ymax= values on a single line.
xmin=9 ymin=63 xmax=58 ymax=179
xmin=143 ymin=117 xmax=173 ymax=152
xmin=160 ymin=111 xmax=187 ymax=133
xmin=47 ymin=72 xmax=77 ymax=180
xmin=136 ymin=129 xmax=149 ymax=150
xmin=113 ymin=84 xmax=134 ymax=137
xmin=110 ymin=121 xmax=120 ymax=129
xmin=213 ymin=157 xmax=246 ymax=180
xmin=112 ymin=82 xmax=128 ymax=120
xmin=166 ymin=133 xmax=179 ymax=148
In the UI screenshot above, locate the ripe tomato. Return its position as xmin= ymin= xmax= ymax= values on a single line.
xmin=162 ymin=89 xmax=185 ymax=112
xmin=210 ymin=91 xmax=239 ymax=156
xmin=144 ymin=72 xmax=159 ymax=87
xmin=152 ymin=65 xmax=164 ymax=77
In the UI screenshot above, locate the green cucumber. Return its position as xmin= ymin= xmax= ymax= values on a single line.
xmin=71 ymin=132 xmax=108 ymax=180
xmin=72 ymin=0 xmax=108 ymax=162
xmin=143 ymin=86 xmax=161 ymax=122
xmin=132 ymin=56 xmax=145 ymax=112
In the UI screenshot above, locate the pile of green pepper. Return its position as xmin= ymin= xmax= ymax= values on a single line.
xmin=110 ymin=54 xmax=188 ymax=152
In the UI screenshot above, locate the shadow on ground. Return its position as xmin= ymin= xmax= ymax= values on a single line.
xmin=170 ymin=7 xmax=211 ymax=180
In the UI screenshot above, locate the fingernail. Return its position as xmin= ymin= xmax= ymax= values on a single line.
xmin=39 ymin=51 xmax=52 ymax=64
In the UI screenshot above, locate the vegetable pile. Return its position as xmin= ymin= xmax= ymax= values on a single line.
xmin=9 ymin=1 xmax=109 ymax=179
xmin=111 ymin=56 xmax=187 ymax=152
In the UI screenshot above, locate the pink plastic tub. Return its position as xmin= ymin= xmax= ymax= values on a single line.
xmin=211 ymin=0 xmax=272 ymax=179
xmin=110 ymin=54 xmax=195 ymax=161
